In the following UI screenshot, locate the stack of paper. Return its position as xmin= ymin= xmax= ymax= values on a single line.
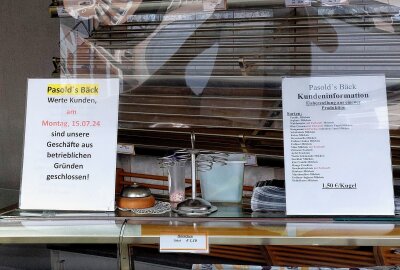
xmin=251 ymin=181 xmax=286 ymax=212
xmin=395 ymin=197 xmax=400 ymax=215
xmin=395 ymin=186 xmax=400 ymax=215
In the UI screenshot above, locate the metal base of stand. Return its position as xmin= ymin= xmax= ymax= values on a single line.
xmin=172 ymin=198 xmax=218 ymax=216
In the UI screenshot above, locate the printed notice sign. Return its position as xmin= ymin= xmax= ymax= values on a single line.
xmin=20 ymin=79 xmax=119 ymax=211
xmin=160 ymin=234 xmax=209 ymax=253
xmin=283 ymin=75 xmax=394 ymax=216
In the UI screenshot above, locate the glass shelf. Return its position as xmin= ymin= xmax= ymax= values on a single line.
xmin=1 ymin=188 xmax=400 ymax=247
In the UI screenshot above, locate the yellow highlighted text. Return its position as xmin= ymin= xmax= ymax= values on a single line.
xmin=47 ymin=84 xmax=99 ymax=96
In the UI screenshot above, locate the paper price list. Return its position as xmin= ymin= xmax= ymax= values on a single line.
xmin=282 ymin=76 xmax=394 ymax=215
xmin=288 ymin=113 xmax=334 ymax=183
xmin=288 ymin=114 xmax=352 ymax=183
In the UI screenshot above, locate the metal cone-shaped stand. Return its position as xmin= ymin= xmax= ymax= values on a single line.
xmin=172 ymin=133 xmax=219 ymax=216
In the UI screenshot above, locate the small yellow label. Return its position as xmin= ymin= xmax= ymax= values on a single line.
xmin=47 ymin=84 xmax=99 ymax=96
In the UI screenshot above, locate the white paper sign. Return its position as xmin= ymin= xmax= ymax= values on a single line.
xmin=160 ymin=234 xmax=209 ymax=253
xmin=282 ymin=75 xmax=394 ymax=216
xmin=285 ymin=0 xmax=311 ymax=7
xmin=117 ymin=144 xmax=135 ymax=155
xmin=245 ymin=154 xmax=258 ymax=166
xmin=20 ymin=79 xmax=120 ymax=211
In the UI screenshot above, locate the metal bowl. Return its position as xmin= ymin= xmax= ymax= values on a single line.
xmin=120 ymin=183 xmax=152 ymax=198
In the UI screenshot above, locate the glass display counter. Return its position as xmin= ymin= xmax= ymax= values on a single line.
xmin=3 ymin=1 xmax=400 ymax=269
xmin=2 ymin=187 xmax=400 ymax=269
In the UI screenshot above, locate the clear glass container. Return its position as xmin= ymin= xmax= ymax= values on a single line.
xmin=167 ymin=160 xmax=187 ymax=203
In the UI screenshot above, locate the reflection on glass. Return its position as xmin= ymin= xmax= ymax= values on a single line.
xmin=57 ymin=1 xmax=400 ymax=192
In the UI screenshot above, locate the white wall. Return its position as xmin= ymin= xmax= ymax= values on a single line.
xmin=0 ymin=0 xmax=59 ymax=189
